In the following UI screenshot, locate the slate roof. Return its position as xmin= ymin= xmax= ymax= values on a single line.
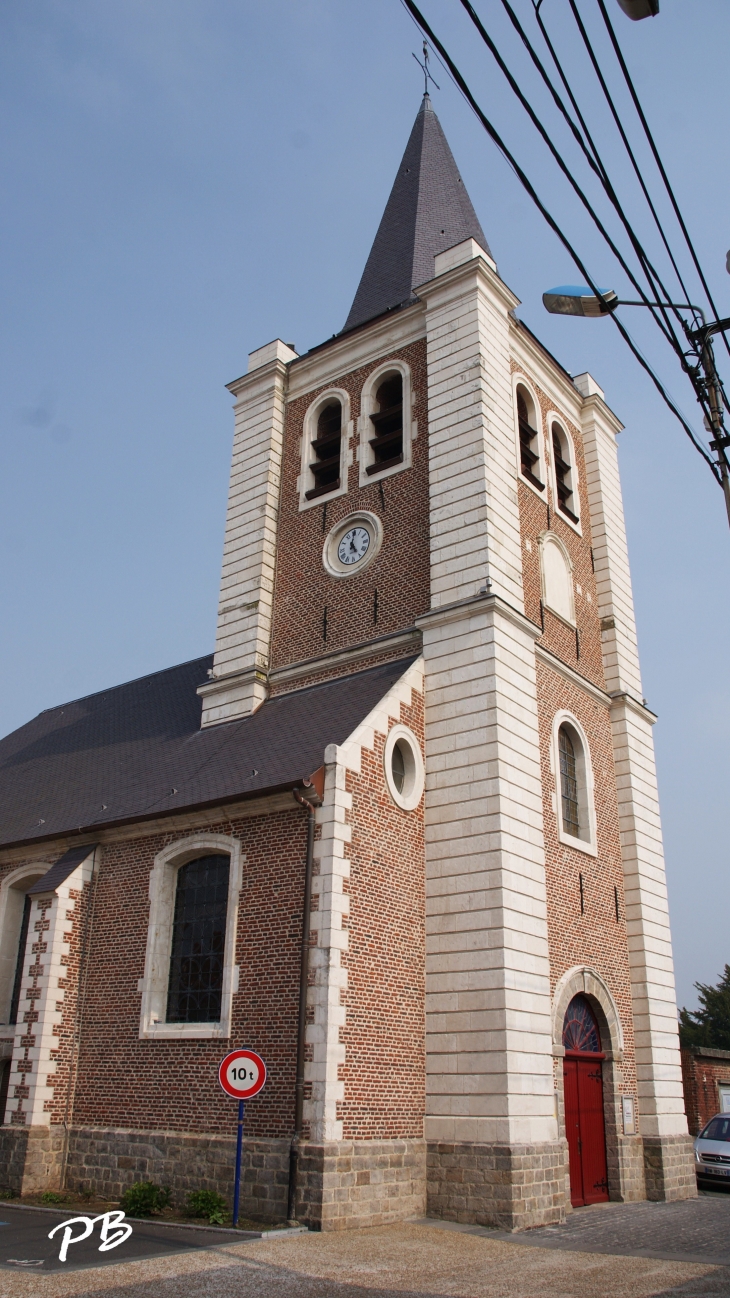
xmin=343 ymin=94 xmax=490 ymax=332
xmin=0 ymin=654 xmax=418 ymax=850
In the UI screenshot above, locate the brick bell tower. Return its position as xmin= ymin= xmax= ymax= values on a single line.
xmin=200 ymin=93 xmax=695 ymax=1227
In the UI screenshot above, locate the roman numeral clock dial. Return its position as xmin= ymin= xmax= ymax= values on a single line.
xmin=323 ymin=511 xmax=383 ymax=578
xmin=337 ymin=527 xmax=370 ymax=566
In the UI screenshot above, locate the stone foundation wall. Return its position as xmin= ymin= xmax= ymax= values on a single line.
xmin=0 ymin=1124 xmax=65 ymax=1195
xmin=612 ymin=1134 xmax=646 ymax=1202
xmin=65 ymin=1127 xmax=290 ymax=1222
xmin=643 ymin=1133 xmax=698 ymax=1202
xmin=294 ymin=1139 xmax=427 ymax=1231
xmin=427 ymin=1140 xmax=567 ymax=1230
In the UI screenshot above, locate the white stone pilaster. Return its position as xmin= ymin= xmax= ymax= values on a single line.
xmin=416 ymin=241 xmax=525 ymax=613
xmin=199 ymin=340 xmax=297 ymax=727
xmin=418 ymin=598 xmax=556 ymax=1144
xmin=580 ymin=378 xmax=687 ymax=1138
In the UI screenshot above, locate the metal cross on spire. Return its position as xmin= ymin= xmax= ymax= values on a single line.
xmin=412 ymin=39 xmax=440 ymax=94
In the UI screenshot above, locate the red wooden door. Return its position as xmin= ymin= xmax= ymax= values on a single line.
xmin=563 ymin=1055 xmax=609 ymax=1207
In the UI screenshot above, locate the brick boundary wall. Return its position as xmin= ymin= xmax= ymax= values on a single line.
xmin=681 ymin=1046 xmax=730 ymax=1135
xmin=426 ymin=1141 xmax=567 ymax=1231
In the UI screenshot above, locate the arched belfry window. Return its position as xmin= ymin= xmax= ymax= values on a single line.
xmin=553 ymin=716 xmax=596 ymax=852
xmin=166 ymin=854 xmax=230 ymax=1024
xmin=517 ymin=386 xmax=544 ymax=491
xmin=559 ymin=726 xmax=580 ymax=839
xmin=563 ymin=994 xmax=601 ymax=1054
xmin=552 ymin=422 xmax=579 ymax=523
xmin=368 ymin=374 xmax=403 ymax=474
xmin=305 ymin=400 xmax=343 ymax=501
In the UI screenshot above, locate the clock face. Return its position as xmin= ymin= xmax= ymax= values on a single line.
xmin=337 ymin=526 xmax=371 ymax=566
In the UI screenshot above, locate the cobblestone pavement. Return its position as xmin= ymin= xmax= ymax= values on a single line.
xmin=0 ymin=1218 xmax=729 ymax=1298
xmin=458 ymin=1191 xmax=730 ymax=1266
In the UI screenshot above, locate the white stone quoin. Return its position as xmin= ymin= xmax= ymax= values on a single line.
xmin=198 ymin=339 xmax=298 ymax=726
xmin=580 ymin=379 xmax=688 ymax=1140
xmin=417 ymin=241 xmax=556 ymax=1148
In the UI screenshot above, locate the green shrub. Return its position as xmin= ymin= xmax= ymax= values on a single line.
xmin=41 ymin=1190 xmax=65 ymax=1204
xmin=119 ymin=1182 xmax=171 ymax=1217
xmin=185 ymin=1190 xmax=228 ymax=1225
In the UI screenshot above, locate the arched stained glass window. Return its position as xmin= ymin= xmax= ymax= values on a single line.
xmin=562 ymin=994 xmax=601 ymax=1053
xmin=559 ymin=726 xmax=580 ymax=838
xmin=166 ymin=854 xmax=230 ymax=1023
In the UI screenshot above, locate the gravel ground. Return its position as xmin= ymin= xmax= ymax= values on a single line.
xmin=1 ymin=1221 xmax=729 ymax=1298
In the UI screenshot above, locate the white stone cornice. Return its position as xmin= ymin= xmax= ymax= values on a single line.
xmin=415 ymin=592 xmax=541 ymax=642
xmin=285 ymin=305 xmax=426 ymax=404
xmin=609 ymin=690 xmax=657 ymax=724
xmin=226 ymin=355 xmax=290 ymax=401
xmin=415 ymin=253 xmax=520 ymax=314
xmin=269 ymin=628 xmax=422 ymax=689
xmin=535 ymin=644 xmax=612 ymax=707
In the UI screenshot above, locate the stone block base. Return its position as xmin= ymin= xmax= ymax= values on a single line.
xmin=427 ymin=1140 xmax=568 ymax=1230
xmin=0 ymin=1124 xmax=65 ymax=1195
xmin=294 ymin=1139 xmax=427 ymax=1231
xmin=610 ymin=1134 xmax=646 ymax=1202
xmin=643 ymin=1133 xmax=698 ymax=1202
xmin=65 ymin=1127 xmax=290 ymax=1222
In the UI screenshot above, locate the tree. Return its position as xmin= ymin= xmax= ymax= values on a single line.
xmin=679 ymin=964 xmax=730 ymax=1050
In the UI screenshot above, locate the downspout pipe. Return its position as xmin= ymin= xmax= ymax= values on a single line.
xmin=287 ymin=785 xmax=316 ymax=1224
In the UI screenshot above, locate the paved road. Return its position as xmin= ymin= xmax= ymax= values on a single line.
xmin=0 ymin=1204 xmax=262 ymax=1273
xmin=472 ymin=1191 xmax=730 ymax=1266
xmin=1 ymin=1200 xmax=730 ymax=1297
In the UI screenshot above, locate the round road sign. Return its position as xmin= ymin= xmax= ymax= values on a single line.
xmin=218 ymin=1049 xmax=267 ymax=1100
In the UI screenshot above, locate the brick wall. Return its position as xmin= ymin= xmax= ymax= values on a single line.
xmin=514 ymin=365 xmax=605 ymax=693
xmin=681 ymin=1047 xmax=730 ymax=1134
xmin=270 ymin=338 xmax=430 ymax=671
xmin=70 ymin=808 xmax=308 ymax=1140
xmin=339 ymin=689 xmax=425 ymax=1140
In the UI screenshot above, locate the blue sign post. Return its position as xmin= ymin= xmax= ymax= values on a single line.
xmin=218 ymin=1050 xmax=267 ymax=1228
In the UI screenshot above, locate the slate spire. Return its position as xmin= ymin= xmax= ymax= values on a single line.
xmin=343 ymin=94 xmax=490 ymax=333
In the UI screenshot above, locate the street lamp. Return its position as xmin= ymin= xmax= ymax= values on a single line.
xmin=617 ymin=0 xmax=659 ymax=18
xmin=543 ymin=284 xmax=730 ymax=526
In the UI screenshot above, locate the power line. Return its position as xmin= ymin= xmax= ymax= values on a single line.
xmin=457 ymin=0 xmax=689 ymax=367
xmin=397 ymin=0 xmax=720 ymax=480
xmin=595 ymin=0 xmax=730 ymax=368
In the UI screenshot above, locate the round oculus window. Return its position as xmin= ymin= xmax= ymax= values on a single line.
xmin=323 ymin=511 xmax=383 ymax=578
xmin=384 ymin=725 xmax=425 ymax=812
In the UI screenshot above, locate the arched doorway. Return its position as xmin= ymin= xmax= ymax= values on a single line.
xmin=563 ymin=994 xmax=609 ymax=1207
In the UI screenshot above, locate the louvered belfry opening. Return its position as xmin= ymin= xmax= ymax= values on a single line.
xmin=368 ymin=374 xmax=403 ymax=474
xmin=552 ymin=425 xmax=579 ymax=523
xmin=305 ymin=400 xmax=342 ymax=500
xmin=517 ymin=390 xmax=544 ymax=491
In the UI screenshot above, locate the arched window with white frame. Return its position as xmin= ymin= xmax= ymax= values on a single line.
xmin=300 ymin=389 xmax=351 ymax=508
xmin=552 ymin=714 xmax=597 ymax=853
xmin=515 ymin=382 xmax=545 ymax=493
xmin=359 ymin=361 xmax=414 ymax=485
xmin=551 ymin=421 xmax=579 ymax=524
xmin=139 ymin=834 xmax=242 ymax=1039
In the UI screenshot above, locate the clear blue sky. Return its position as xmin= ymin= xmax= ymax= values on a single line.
xmin=1 ymin=1 xmax=727 ymax=1010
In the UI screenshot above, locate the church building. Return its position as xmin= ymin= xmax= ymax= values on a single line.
xmin=0 ymin=94 xmax=696 ymax=1229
